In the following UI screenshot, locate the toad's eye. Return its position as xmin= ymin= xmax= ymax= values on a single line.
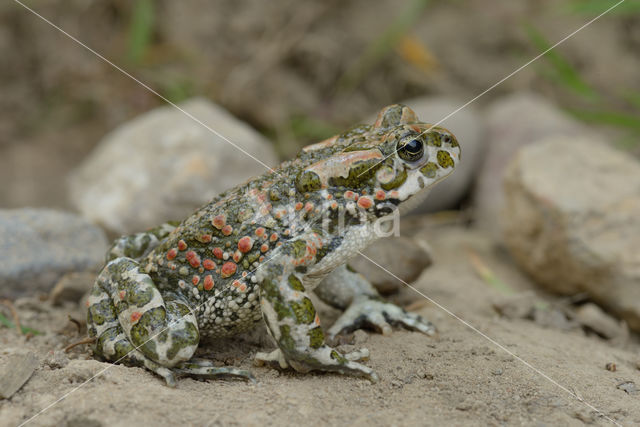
xmin=397 ymin=138 xmax=424 ymax=162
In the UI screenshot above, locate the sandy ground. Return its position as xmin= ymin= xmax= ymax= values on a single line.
xmin=1 ymin=219 xmax=639 ymax=427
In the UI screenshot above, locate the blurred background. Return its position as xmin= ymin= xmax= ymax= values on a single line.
xmin=2 ymin=0 xmax=639 ymax=210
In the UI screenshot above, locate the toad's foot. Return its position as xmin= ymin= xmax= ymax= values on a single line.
xmin=254 ymin=348 xmax=378 ymax=383
xmin=327 ymin=296 xmax=437 ymax=339
xmin=173 ymin=358 xmax=256 ymax=383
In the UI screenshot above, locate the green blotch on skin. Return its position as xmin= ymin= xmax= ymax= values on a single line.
xmin=129 ymin=307 xmax=166 ymax=346
xmin=287 ymin=274 xmax=305 ymax=291
xmin=274 ymin=301 xmax=292 ymax=320
xmin=157 ymin=330 xmax=169 ymax=343
xmin=96 ymin=327 xmax=137 ymax=361
xmin=165 ymin=322 xmax=199 ymax=361
xmin=343 ymin=144 xmax=369 ymax=152
xmin=113 ymin=338 xmax=135 ymax=360
xmin=167 ymin=300 xmax=192 ymax=317
xmin=115 ymin=301 xmax=128 ymax=315
xmin=247 ymin=253 xmax=259 ymax=264
xmin=308 ymin=327 xmax=324 ymax=349
xmin=126 ymin=285 xmax=154 ymax=307
xmin=262 ymin=278 xmax=295 ymax=320
xmin=330 ymin=350 xmax=347 ymax=364
xmin=426 ymin=133 xmax=441 ymax=147
xmin=292 ymin=240 xmax=308 ymax=259
xmin=279 ymin=325 xmax=296 ymax=351
xmin=269 ymin=188 xmax=281 ymax=201
xmin=142 ymin=341 xmax=159 ymax=362
xmin=261 ymin=278 xmax=278 ymax=299
xmin=420 ymin=162 xmax=439 ymax=179
xmin=88 ymin=299 xmax=116 ymax=326
xmin=296 ymin=170 xmax=322 ymax=193
xmin=129 ymin=307 xmax=170 ymax=362
xmin=437 ymin=150 xmax=454 ymax=168
xmin=380 ymin=167 xmax=407 ymax=190
xmin=290 ymin=298 xmax=316 ymax=324
xmin=87 ymin=324 xmax=97 ymax=338
xmin=437 ymin=150 xmax=455 ymax=168
xmin=95 ymin=327 xmax=119 ymax=358
xmin=328 ymin=159 xmax=381 ymax=188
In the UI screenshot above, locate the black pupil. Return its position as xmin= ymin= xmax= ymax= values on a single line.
xmin=405 ymin=139 xmax=422 ymax=154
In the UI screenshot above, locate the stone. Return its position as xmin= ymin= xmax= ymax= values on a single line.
xmin=349 ymin=236 xmax=432 ymax=295
xmin=0 ymin=352 xmax=39 ymax=399
xmin=617 ymin=381 xmax=638 ymax=395
xmin=400 ymin=96 xmax=485 ymax=213
xmin=69 ymin=98 xmax=278 ymax=234
xmin=574 ymin=303 xmax=626 ymax=340
xmin=502 ymin=136 xmax=640 ymax=331
xmin=50 ymin=272 xmax=97 ymax=306
xmin=475 ymin=93 xmax=592 ymax=238
xmin=0 ymin=209 xmax=108 ymax=298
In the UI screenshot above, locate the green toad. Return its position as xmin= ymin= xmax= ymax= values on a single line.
xmin=86 ymin=104 xmax=460 ymax=385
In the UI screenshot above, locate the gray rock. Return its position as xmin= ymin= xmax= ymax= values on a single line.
xmin=0 ymin=352 xmax=39 ymax=399
xmin=349 ymin=236 xmax=432 ymax=295
xmin=401 ymin=96 xmax=485 ymax=213
xmin=574 ymin=303 xmax=626 ymax=340
xmin=0 ymin=209 xmax=108 ymax=298
xmin=502 ymin=136 xmax=640 ymax=331
xmin=69 ymin=98 xmax=278 ymax=234
xmin=475 ymin=93 xmax=592 ymax=238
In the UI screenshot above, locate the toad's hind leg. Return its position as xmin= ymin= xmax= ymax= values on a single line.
xmin=86 ymin=261 xmax=180 ymax=386
xmin=87 ymin=257 xmax=253 ymax=385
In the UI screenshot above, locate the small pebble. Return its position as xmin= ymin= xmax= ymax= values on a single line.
xmin=390 ymin=379 xmax=403 ymax=388
xmin=617 ymin=381 xmax=638 ymax=395
xmin=605 ymin=362 xmax=616 ymax=372
xmin=44 ymin=350 xmax=70 ymax=370
xmin=403 ymin=374 xmax=416 ymax=384
xmin=352 ymin=330 xmax=369 ymax=345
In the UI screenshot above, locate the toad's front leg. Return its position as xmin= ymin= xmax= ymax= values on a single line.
xmin=255 ymin=235 xmax=378 ymax=382
xmin=315 ymin=265 xmax=437 ymax=339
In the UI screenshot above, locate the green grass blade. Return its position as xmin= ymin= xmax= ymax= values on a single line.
xmin=0 ymin=312 xmax=43 ymax=335
xmin=568 ymin=0 xmax=640 ymax=16
xmin=622 ymin=91 xmax=640 ymax=110
xmin=127 ymin=0 xmax=155 ymax=65
xmin=567 ymin=108 xmax=640 ymax=132
xmin=525 ymin=24 xmax=599 ymax=102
